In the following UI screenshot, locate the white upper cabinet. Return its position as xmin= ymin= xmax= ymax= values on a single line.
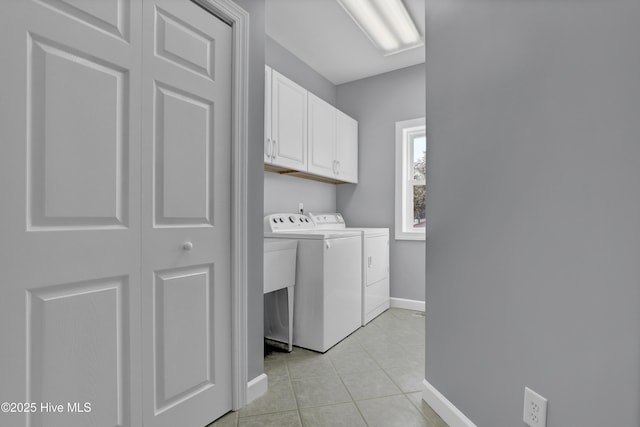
xmin=307 ymin=94 xmax=358 ymax=183
xmin=264 ymin=66 xmax=358 ymax=183
xmin=265 ymin=66 xmax=308 ymax=170
xmin=336 ymin=110 xmax=358 ymax=183
xmin=307 ymin=93 xmax=337 ymax=177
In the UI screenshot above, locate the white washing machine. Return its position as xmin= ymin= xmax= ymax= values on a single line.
xmin=264 ymin=213 xmax=362 ymax=352
xmin=309 ymin=212 xmax=390 ymax=325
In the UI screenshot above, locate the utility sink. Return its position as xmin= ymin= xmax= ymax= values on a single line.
xmin=264 ymin=239 xmax=297 ymax=293
xmin=264 ymin=238 xmax=297 ymax=351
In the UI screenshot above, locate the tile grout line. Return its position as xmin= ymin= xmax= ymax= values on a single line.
xmin=356 ymin=312 xmax=431 ymax=425
xmin=327 ymin=348 xmax=371 ymax=427
xmin=284 ymin=352 xmax=306 ymax=426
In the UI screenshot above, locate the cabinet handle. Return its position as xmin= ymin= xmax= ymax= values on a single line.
xmin=266 ymin=138 xmax=272 ymax=158
xmin=183 ymin=242 xmax=194 ymax=251
xmin=336 ymin=160 xmax=341 ymax=174
xmin=272 ymin=140 xmax=277 ymax=159
xmin=368 ymin=256 xmax=372 ymax=267
xmin=325 ymin=241 xmax=331 ymax=250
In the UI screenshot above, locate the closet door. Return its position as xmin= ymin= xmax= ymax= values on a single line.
xmin=140 ymin=1 xmax=233 ymax=426
xmin=0 ymin=1 xmax=143 ymax=426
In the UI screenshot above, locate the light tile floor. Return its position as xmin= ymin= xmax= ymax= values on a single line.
xmin=208 ymin=308 xmax=448 ymax=427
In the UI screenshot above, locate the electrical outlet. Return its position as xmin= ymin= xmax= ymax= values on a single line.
xmin=523 ymin=387 xmax=547 ymax=427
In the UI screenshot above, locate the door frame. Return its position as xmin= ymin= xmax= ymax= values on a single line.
xmin=192 ymin=0 xmax=249 ymax=411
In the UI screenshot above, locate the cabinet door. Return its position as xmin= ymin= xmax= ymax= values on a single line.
xmin=271 ymin=70 xmax=307 ymax=170
xmin=264 ymin=65 xmax=273 ymax=163
xmin=307 ymin=93 xmax=337 ymax=178
xmin=336 ymin=110 xmax=358 ymax=183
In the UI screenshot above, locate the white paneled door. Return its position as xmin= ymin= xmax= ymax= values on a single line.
xmin=0 ymin=0 xmax=233 ymax=426
xmin=140 ymin=1 xmax=232 ymax=426
xmin=0 ymin=1 xmax=144 ymax=426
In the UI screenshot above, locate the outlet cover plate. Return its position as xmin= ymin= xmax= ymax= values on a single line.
xmin=523 ymin=387 xmax=547 ymax=427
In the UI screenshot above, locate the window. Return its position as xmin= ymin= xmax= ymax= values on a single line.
xmin=395 ymin=117 xmax=426 ymax=240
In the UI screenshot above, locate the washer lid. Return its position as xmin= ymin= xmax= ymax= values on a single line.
xmin=308 ymin=213 xmax=388 ymax=236
xmin=344 ymin=227 xmax=389 ymax=236
xmin=264 ymin=238 xmax=298 ymax=252
xmin=264 ymin=229 xmax=360 ymax=240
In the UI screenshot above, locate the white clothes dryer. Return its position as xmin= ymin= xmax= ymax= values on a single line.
xmin=309 ymin=212 xmax=390 ymax=325
xmin=264 ymin=213 xmax=362 ymax=352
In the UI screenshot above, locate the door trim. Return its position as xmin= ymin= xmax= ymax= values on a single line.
xmin=192 ymin=0 xmax=250 ymax=411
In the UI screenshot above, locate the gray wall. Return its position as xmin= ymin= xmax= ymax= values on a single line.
xmin=266 ymin=36 xmax=337 ymax=105
xmin=424 ymin=1 xmax=640 ymax=426
xmin=336 ymin=64 xmax=426 ymax=301
xmin=264 ymin=172 xmax=336 ymax=215
xmin=264 ymin=36 xmax=337 ymax=215
xmin=233 ymin=0 xmax=265 ymax=382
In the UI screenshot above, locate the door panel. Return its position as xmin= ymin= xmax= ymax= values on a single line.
xmin=28 ymin=278 xmax=128 ymax=427
xmin=0 ymin=1 xmax=142 ymax=427
xmin=38 ymin=0 xmax=129 ymax=41
xmin=155 ymin=7 xmax=215 ymax=80
xmin=141 ymin=1 xmax=232 ymax=426
xmin=29 ymin=35 xmax=128 ymax=228
xmin=154 ymin=84 xmax=213 ymax=225
xmin=154 ymin=265 xmax=213 ymax=412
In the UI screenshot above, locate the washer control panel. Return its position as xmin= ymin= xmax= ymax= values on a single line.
xmin=264 ymin=213 xmax=315 ymax=232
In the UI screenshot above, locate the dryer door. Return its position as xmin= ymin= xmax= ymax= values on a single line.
xmin=366 ymin=235 xmax=390 ymax=286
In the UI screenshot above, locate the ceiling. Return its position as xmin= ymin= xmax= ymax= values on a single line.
xmin=265 ymin=0 xmax=426 ymax=85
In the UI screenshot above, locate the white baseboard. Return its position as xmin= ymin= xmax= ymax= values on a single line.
xmin=422 ymin=379 xmax=476 ymax=427
xmin=247 ymin=373 xmax=268 ymax=404
xmin=390 ymin=297 xmax=425 ymax=312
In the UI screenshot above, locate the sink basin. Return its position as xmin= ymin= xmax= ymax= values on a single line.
xmin=264 ymin=238 xmax=297 ymax=294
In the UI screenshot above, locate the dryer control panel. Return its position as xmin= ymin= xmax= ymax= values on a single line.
xmin=308 ymin=212 xmax=346 ymax=229
xmin=264 ymin=213 xmax=315 ymax=232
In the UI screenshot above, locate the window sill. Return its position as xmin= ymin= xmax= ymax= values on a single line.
xmin=395 ymin=232 xmax=425 ymax=241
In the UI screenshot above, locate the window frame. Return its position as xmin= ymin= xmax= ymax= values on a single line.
xmin=395 ymin=117 xmax=426 ymax=241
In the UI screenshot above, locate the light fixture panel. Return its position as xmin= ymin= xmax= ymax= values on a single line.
xmin=337 ymin=0 xmax=423 ymax=55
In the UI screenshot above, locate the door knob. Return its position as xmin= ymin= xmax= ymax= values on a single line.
xmin=183 ymin=242 xmax=194 ymax=251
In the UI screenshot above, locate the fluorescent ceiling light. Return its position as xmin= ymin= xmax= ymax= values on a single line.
xmin=337 ymin=0 xmax=423 ymax=55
